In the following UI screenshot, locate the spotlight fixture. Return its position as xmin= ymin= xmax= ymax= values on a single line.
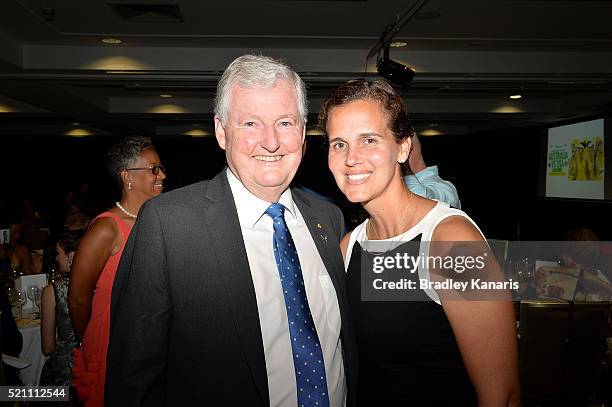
xmin=41 ymin=8 xmax=55 ymax=22
xmin=377 ymin=46 xmax=415 ymax=86
xmin=390 ymin=41 xmax=408 ymax=48
xmin=102 ymin=38 xmax=122 ymax=44
xmin=159 ymin=93 xmax=173 ymax=98
xmin=509 ymin=94 xmax=522 ymax=100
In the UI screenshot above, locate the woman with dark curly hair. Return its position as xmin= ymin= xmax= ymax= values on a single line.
xmin=68 ymin=136 xmax=166 ymax=406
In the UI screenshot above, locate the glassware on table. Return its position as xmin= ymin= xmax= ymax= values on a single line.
xmin=17 ymin=289 xmax=26 ymax=319
xmin=27 ymin=286 xmax=42 ymax=319
xmin=6 ymin=286 xmax=19 ymax=316
xmin=33 ymin=288 xmax=42 ymax=319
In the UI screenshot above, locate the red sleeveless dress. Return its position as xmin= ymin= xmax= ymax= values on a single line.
xmin=73 ymin=211 xmax=133 ymax=407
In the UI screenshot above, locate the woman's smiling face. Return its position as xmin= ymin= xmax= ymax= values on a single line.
xmin=326 ymin=99 xmax=409 ymax=204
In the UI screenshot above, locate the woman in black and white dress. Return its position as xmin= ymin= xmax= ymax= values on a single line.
xmin=319 ymin=78 xmax=520 ymax=406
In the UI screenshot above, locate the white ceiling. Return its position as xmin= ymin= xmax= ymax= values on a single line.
xmin=1 ymin=0 xmax=611 ymax=137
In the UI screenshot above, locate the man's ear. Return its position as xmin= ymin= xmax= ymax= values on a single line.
xmin=214 ymin=116 xmax=226 ymax=150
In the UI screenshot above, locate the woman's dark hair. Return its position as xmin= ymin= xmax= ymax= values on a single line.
xmin=318 ymin=78 xmax=414 ymax=143
xmin=57 ymin=229 xmax=85 ymax=254
xmin=105 ymin=136 xmax=155 ymax=189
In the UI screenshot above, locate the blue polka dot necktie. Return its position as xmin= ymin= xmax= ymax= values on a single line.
xmin=265 ymin=203 xmax=330 ymax=407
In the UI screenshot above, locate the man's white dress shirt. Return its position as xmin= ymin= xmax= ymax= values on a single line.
xmin=227 ymin=169 xmax=346 ymax=407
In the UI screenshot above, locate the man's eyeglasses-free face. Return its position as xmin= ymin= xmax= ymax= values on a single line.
xmin=125 ymin=164 xmax=166 ymax=175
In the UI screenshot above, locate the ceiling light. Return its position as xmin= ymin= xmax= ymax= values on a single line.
xmin=419 ymin=129 xmax=443 ymax=137
xmin=102 ymin=38 xmax=122 ymax=45
xmin=66 ymin=128 xmax=93 ymax=137
xmin=0 ymin=104 xmax=16 ymax=113
xmin=148 ymin=104 xmax=189 ymax=114
xmin=160 ymin=93 xmax=173 ymax=98
xmin=306 ymin=128 xmax=325 ymax=136
xmin=492 ymin=105 xmax=524 ymax=114
xmin=184 ymin=129 xmax=211 ymax=137
xmin=389 ymin=41 xmax=407 ymax=48
xmin=71 ymin=122 xmax=80 ymax=126
xmin=509 ymin=94 xmax=522 ymax=100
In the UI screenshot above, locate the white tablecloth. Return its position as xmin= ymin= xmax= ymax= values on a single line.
xmin=18 ymin=323 xmax=47 ymax=385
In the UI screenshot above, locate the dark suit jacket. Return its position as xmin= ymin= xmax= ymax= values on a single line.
xmin=105 ymin=170 xmax=357 ymax=406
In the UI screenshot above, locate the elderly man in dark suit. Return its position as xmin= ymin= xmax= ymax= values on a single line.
xmin=105 ymin=55 xmax=357 ymax=406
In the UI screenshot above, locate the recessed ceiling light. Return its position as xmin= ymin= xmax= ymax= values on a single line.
xmin=509 ymin=94 xmax=522 ymax=100
xmin=148 ymin=104 xmax=189 ymax=114
xmin=389 ymin=41 xmax=408 ymax=48
xmin=102 ymin=38 xmax=122 ymax=44
xmin=306 ymin=128 xmax=325 ymax=136
xmin=184 ymin=129 xmax=211 ymax=137
xmin=160 ymin=93 xmax=173 ymax=98
xmin=419 ymin=129 xmax=443 ymax=137
xmin=492 ymin=105 xmax=524 ymax=114
xmin=66 ymin=128 xmax=93 ymax=137
xmin=0 ymin=104 xmax=16 ymax=113
xmin=71 ymin=122 xmax=80 ymax=126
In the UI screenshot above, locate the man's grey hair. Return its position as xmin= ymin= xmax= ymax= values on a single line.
xmin=214 ymin=54 xmax=308 ymax=125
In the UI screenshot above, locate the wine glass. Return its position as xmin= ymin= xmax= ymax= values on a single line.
xmin=17 ymin=289 xmax=26 ymax=319
xmin=32 ymin=287 xmax=42 ymax=319
xmin=6 ymin=286 xmax=19 ymax=317
xmin=27 ymin=286 xmax=42 ymax=318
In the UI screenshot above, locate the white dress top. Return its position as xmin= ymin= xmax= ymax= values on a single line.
xmin=345 ymin=201 xmax=485 ymax=304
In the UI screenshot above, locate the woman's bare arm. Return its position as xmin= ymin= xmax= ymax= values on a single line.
xmin=41 ymin=284 xmax=57 ymax=355
xmin=68 ymin=217 xmax=120 ymax=338
xmin=433 ymin=216 xmax=520 ymax=406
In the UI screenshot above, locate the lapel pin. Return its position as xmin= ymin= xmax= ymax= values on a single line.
xmin=320 ymin=234 xmax=328 ymax=243
xmin=316 ymin=223 xmax=322 ymax=229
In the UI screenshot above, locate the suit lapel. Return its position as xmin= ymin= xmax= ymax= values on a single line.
xmin=292 ymin=190 xmax=349 ymax=307
xmin=202 ymin=171 xmax=269 ymax=405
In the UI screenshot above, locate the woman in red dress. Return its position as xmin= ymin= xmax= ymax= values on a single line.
xmin=69 ymin=136 xmax=166 ymax=406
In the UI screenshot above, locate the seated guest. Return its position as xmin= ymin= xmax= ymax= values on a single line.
xmin=69 ymin=136 xmax=165 ymax=407
xmin=40 ymin=230 xmax=85 ymax=387
xmin=319 ymin=78 xmax=520 ymax=406
xmin=6 ymin=223 xmax=34 ymax=276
